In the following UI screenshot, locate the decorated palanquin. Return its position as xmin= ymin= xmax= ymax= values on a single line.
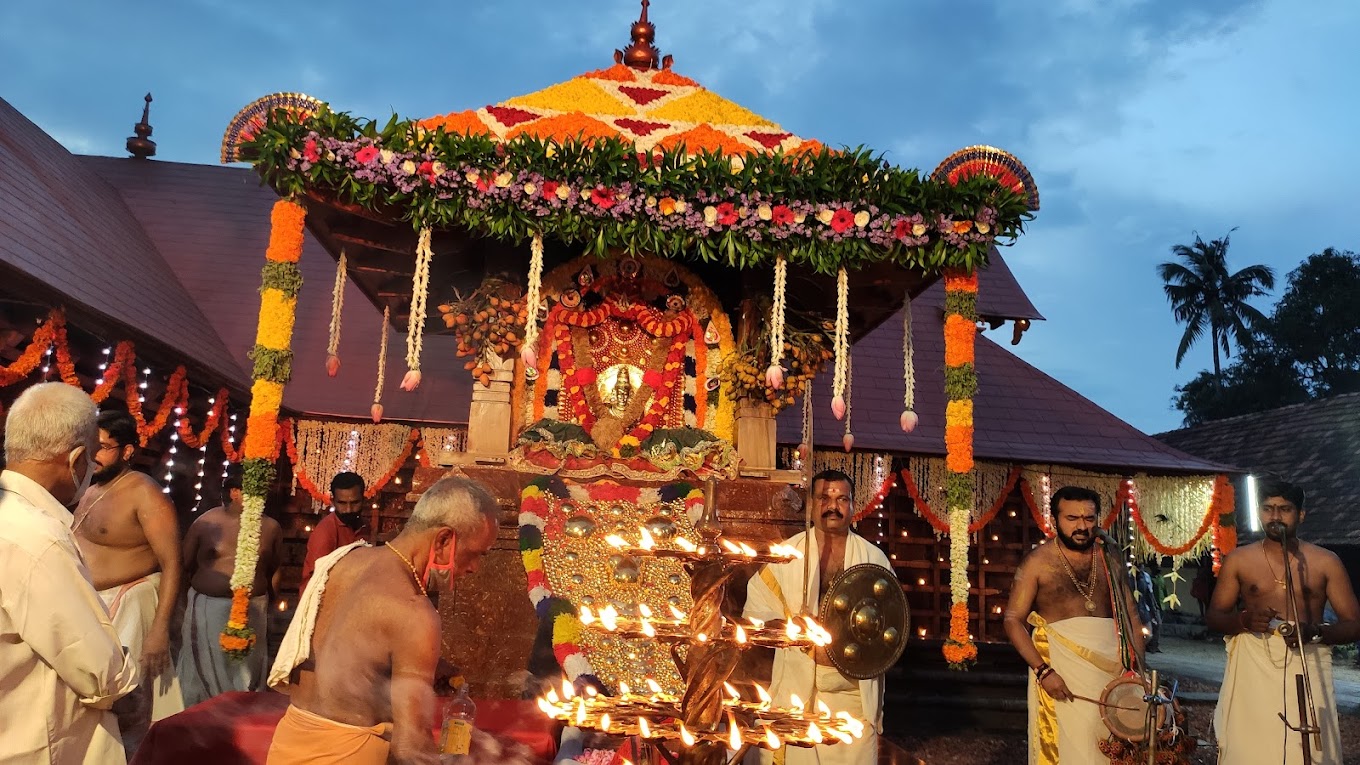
xmin=219 ymin=5 xmax=1040 ymax=741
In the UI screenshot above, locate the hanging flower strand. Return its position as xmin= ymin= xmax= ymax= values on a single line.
xmin=830 ymin=267 xmax=849 ymax=420
xmin=841 ymin=351 xmax=854 ymax=451
xmin=520 ymin=233 xmax=545 ymax=369
xmin=372 ymin=306 xmax=390 ymax=423
xmin=401 ymin=227 xmax=434 ymax=391
xmin=325 ymin=249 xmax=347 ymax=377
xmin=941 ymin=267 xmax=979 ymax=669
xmin=766 ymin=254 xmax=788 ymax=389
xmin=900 ymin=291 xmax=918 ymax=432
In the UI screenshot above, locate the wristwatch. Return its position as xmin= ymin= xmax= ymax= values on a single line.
xmin=1309 ymin=623 xmax=1331 ymax=644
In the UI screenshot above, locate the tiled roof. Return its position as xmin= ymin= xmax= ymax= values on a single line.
xmin=82 ymin=156 xmax=473 ymax=423
xmin=1156 ymin=394 xmax=1360 ymax=545
xmin=777 ymin=280 xmax=1228 ymax=474
xmin=0 ymin=98 xmax=247 ymax=387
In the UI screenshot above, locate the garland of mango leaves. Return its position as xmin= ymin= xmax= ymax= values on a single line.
xmin=243 ymin=108 xmax=1031 ymax=276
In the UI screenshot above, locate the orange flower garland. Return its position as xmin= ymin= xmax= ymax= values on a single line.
xmin=281 ymin=421 xmax=421 ymax=504
xmin=1127 ymin=474 xmax=1232 ymax=559
xmin=942 ymin=268 xmax=979 ymax=669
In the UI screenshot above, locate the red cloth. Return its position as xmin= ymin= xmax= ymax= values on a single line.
xmin=299 ymin=514 xmax=369 ymax=593
xmin=130 ymin=692 xmax=557 ymax=765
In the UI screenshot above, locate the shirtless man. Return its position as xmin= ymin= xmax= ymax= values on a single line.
xmin=1208 ymin=478 xmax=1360 ymax=764
xmin=73 ymin=409 xmax=184 ymax=752
xmin=743 ymin=469 xmax=892 ymax=765
xmin=177 ymin=473 xmax=283 ymax=706
xmin=1004 ymin=485 xmax=1142 ymax=762
xmin=266 ymin=476 xmax=501 ymax=765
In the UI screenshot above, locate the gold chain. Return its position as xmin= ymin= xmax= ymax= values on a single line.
xmin=1264 ymin=547 xmax=1289 ymax=589
xmin=1056 ymin=542 xmax=1099 ymax=608
xmin=384 ymin=542 xmax=428 ymax=598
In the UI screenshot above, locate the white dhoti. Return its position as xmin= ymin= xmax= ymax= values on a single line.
xmin=97 ymin=573 xmax=184 ymax=757
xmin=176 ymin=586 xmax=268 ymax=708
xmin=1026 ymin=613 xmax=1122 ymax=765
xmin=1214 ymin=632 xmax=1342 ymax=764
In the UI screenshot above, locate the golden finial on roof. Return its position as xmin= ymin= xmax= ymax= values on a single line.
xmin=614 ymin=0 xmax=673 ymax=70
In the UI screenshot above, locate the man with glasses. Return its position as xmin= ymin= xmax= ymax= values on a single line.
xmin=300 ymin=471 xmax=372 ymax=593
xmin=74 ymin=409 xmax=185 ymax=755
xmin=1208 ymin=478 xmax=1360 ymax=763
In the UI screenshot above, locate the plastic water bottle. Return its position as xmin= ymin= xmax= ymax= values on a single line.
xmin=439 ymin=683 xmax=476 ymax=764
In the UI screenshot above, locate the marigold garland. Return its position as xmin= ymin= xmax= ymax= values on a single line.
xmin=941 ymin=268 xmax=979 ymax=669
xmin=281 ymin=420 xmax=420 ymax=504
xmin=1128 ymin=474 xmax=1230 ymax=561
xmin=224 ymin=198 xmax=306 ymax=659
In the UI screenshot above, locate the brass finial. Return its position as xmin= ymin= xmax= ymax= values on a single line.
xmin=126 ymin=93 xmax=156 ymax=160
xmin=614 ymin=0 xmax=673 ymax=71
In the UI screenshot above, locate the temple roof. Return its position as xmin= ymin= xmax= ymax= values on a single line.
xmin=418 ymin=64 xmax=822 ymax=158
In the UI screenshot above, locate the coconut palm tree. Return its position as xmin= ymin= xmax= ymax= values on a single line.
xmin=1156 ymin=231 xmax=1275 ymax=385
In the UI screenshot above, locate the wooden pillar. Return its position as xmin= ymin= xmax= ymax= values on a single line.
xmin=466 ymin=352 xmax=515 ymax=455
xmin=735 ymin=400 xmax=777 ymax=470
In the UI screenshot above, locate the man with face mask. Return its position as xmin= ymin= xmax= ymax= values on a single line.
xmin=1208 ymin=478 xmax=1360 ymax=764
xmin=0 ymin=383 xmax=140 ymax=764
xmin=299 ymin=471 xmax=371 ymax=594
xmin=73 ymin=409 xmax=185 ymax=755
xmin=743 ymin=469 xmax=893 ymax=765
xmin=177 ymin=472 xmax=284 ymax=706
xmin=266 ymin=475 xmax=501 ymax=765
xmin=1003 ymin=485 xmax=1143 ymax=764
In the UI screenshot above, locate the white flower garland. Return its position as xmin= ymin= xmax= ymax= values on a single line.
xmin=325 ymin=249 xmax=347 ymax=373
xmin=401 ymin=227 xmax=433 ymax=390
xmin=1131 ymin=474 xmax=1216 ymax=560
xmin=229 ymin=494 xmax=266 ymax=590
xmin=949 ymin=501 xmax=970 ymax=602
xmin=296 ymin=419 xmax=413 ymax=508
xmin=900 ymin=291 xmax=917 ymax=432
xmin=372 ymin=305 xmax=390 ymax=422
xmin=831 ymin=267 xmax=849 ymax=419
xmin=765 ymin=254 xmax=788 ymax=388
xmin=841 ymin=351 xmax=854 ymax=451
xmin=520 ymin=233 xmax=545 ymax=368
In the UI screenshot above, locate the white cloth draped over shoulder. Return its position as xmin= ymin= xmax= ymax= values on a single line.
xmin=268 ymin=541 xmax=368 ymax=693
xmin=743 ymin=529 xmax=891 ymax=765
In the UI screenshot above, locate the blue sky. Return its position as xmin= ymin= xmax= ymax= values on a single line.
xmin=2 ymin=0 xmax=1355 ymax=435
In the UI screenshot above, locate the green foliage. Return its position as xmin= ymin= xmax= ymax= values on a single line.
xmin=242 ymin=458 xmax=276 ymax=498
xmin=259 ymin=261 xmax=303 ymax=298
xmin=944 ymin=364 xmax=978 ymax=400
xmin=248 ymin=346 xmax=294 ymax=384
xmin=243 ymin=106 xmax=1033 ymax=277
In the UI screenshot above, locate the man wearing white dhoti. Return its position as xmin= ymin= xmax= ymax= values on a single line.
xmin=0 ymin=383 xmax=140 ymax=765
xmin=1208 ymin=478 xmax=1360 ymax=764
xmin=1004 ymin=485 xmax=1143 ymax=765
xmin=744 ymin=469 xmax=891 ymax=765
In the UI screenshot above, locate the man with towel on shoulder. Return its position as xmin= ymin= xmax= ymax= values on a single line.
xmin=266 ymin=476 xmax=500 ymax=765
xmin=1004 ymin=485 xmax=1143 ymax=764
xmin=1208 ymin=478 xmax=1360 ymax=764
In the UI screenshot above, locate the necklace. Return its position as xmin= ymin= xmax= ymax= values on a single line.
xmin=71 ymin=470 xmax=130 ymax=534
xmin=1056 ymin=543 xmax=1100 ymax=612
xmin=1264 ymin=548 xmax=1290 ymax=590
xmin=384 ymin=542 xmax=428 ymax=598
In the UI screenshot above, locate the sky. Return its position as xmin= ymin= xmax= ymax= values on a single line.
xmin=2 ymin=0 xmax=1355 ymax=435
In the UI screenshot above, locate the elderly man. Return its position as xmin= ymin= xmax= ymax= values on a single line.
xmin=0 ymin=383 xmax=140 ymax=764
xmin=1209 ymin=478 xmax=1360 ymax=764
xmin=743 ymin=469 xmax=891 ymax=765
xmin=178 ymin=472 xmax=284 ymax=706
xmin=266 ymin=476 xmax=500 ymax=764
xmin=1004 ymin=485 xmax=1143 ymax=764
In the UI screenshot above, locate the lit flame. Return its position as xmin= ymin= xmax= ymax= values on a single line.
xmin=738 ymin=541 xmax=758 ymax=557
xmin=639 ymin=527 xmax=656 ymax=550
xmin=605 ymin=534 xmax=627 ymax=549
xmin=547 ymin=688 xmax=561 ymax=704
xmin=638 ymin=603 xmax=653 ymax=619
xmin=579 ymin=606 xmax=596 ymax=625
xmin=536 ymin=697 xmax=553 ymax=715
xmin=641 ymin=619 xmax=656 ymax=638
xmin=828 ymin=728 xmax=852 ymax=744
xmin=790 ymin=693 xmax=804 ymax=712
xmin=749 ymin=617 xmax=765 ymax=630
xmin=720 ymin=539 xmax=741 ymax=554
xmin=645 ymin=678 xmax=663 ymax=695
xmin=676 ymin=537 xmax=697 ymax=552
xmin=696 ymin=632 xmax=709 ymax=643
xmin=734 ymin=624 xmax=748 ymax=644
xmin=575 ymin=698 xmax=586 ymax=725
xmin=600 ymin=712 xmax=611 ymax=732
xmin=729 ymin=713 xmax=742 ymax=750
xmin=669 ymin=603 xmax=687 ymax=620
xmin=755 ymin=684 xmax=772 ymax=708
xmin=835 ymin=712 xmax=866 ymax=737
xmin=600 ymin=605 xmax=619 ymax=631
xmin=561 ymin=679 xmax=574 ymax=699
xmin=769 ymin=543 xmax=803 ymax=559
xmin=806 ymin=722 xmax=824 ymax=744
xmin=618 ymin=681 xmax=631 ymax=696
xmin=817 ymin=700 xmax=832 ymax=719
xmin=680 ymin=723 xmax=696 ymax=747
xmin=723 ymin=682 xmax=740 ymax=700
xmin=785 ymin=620 xmax=801 ymax=640
xmin=585 ymin=685 xmax=597 ymax=697
xmin=639 ymin=717 xmax=651 ymax=738
xmin=764 ymin=726 xmax=781 ymax=749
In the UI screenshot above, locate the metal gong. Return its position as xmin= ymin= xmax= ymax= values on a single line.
xmin=818 ymin=564 xmax=910 ymax=680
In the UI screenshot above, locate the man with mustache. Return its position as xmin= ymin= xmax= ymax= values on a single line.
xmin=1004 ymin=485 xmax=1142 ymax=764
xmin=743 ymin=469 xmax=892 ymax=765
xmin=73 ymin=409 xmax=185 ymax=755
xmin=1208 ymin=478 xmax=1360 ymax=764
xmin=300 ymin=471 xmax=372 ymax=594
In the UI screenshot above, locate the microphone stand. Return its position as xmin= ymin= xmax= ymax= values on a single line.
xmin=1276 ymin=528 xmax=1322 ymax=763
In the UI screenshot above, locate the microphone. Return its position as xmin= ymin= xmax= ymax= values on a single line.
xmin=1093 ymin=528 xmax=1115 ymax=545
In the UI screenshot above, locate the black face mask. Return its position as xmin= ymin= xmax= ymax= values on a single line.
xmin=337 ymin=512 xmax=364 ymax=530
